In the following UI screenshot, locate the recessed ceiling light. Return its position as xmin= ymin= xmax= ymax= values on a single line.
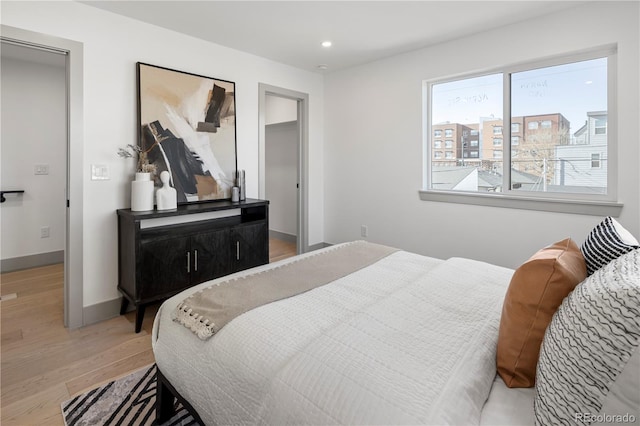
xmin=321 ymin=41 xmax=332 ymax=48
xmin=317 ymin=64 xmax=328 ymax=70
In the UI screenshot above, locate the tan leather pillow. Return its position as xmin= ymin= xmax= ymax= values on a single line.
xmin=497 ymin=238 xmax=587 ymax=388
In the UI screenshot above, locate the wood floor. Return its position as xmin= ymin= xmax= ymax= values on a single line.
xmin=0 ymin=238 xmax=296 ymax=426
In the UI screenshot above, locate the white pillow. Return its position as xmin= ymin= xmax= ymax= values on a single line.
xmin=592 ymin=346 xmax=640 ymax=425
xmin=534 ymin=248 xmax=640 ymax=425
xmin=581 ymin=217 xmax=639 ymax=276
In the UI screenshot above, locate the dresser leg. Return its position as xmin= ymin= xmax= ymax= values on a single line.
xmin=119 ymin=297 xmax=129 ymax=315
xmin=135 ymin=305 xmax=146 ymax=333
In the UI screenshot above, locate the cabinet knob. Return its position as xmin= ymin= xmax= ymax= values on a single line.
xmin=236 ymin=241 xmax=240 ymax=260
xmin=186 ymin=252 xmax=190 ymax=273
xmin=194 ymin=250 xmax=198 ymax=272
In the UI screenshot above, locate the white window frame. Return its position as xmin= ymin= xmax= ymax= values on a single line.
xmin=420 ymin=45 xmax=622 ymax=217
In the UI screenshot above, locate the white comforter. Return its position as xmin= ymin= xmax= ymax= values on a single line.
xmin=153 ymin=246 xmax=514 ymax=425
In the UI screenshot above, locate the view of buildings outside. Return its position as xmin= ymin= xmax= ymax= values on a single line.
xmin=429 ymin=57 xmax=608 ymax=194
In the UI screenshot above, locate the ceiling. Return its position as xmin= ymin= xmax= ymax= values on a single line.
xmin=82 ymin=1 xmax=584 ymax=73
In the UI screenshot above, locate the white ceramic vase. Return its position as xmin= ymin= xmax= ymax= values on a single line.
xmin=131 ymin=172 xmax=154 ymax=211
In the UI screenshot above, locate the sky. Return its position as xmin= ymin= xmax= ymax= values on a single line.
xmin=431 ymin=57 xmax=607 ymax=135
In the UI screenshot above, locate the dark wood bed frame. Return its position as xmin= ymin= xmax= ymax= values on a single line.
xmin=156 ymin=367 xmax=205 ymax=425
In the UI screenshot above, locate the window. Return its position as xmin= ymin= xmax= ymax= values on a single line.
xmin=434 ymin=129 xmax=442 ymax=137
xmin=445 ymin=140 xmax=453 ymax=148
xmin=470 ymin=130 xmax=479 ymax=136
xmin=434 ymin=140 xmax=442 ymax=149
xmin=434 ymin=151 xmax=443 ymax=159
xmin=424 ymin=47 xmax=616 ymax=214
xmin=445 ymin=129 xmax=453 ymax=137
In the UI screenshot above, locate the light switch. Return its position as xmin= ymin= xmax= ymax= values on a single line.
xmin=91 ymin=164 xmax=110 ymax=180
xmin=34 ymin=164 xmax=49 ymax=175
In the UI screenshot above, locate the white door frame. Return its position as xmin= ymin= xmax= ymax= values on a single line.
xmin=1 ymin=25 xmax=84 ymax=328
xmin=258 ymin=84 xmax=309 ymax=254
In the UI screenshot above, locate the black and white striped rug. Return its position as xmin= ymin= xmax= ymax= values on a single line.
xmin=62 ymin=364 xmax=198 ymax=426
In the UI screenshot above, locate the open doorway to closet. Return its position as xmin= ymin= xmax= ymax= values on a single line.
xmin=259 ymin=84 xmax=309 ymax=257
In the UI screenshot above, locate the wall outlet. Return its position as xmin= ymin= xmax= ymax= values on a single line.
xmin=361 ymin=225 xmax=368 ymax=238
xmin=40 ymin=226 xmax=50 ymax=238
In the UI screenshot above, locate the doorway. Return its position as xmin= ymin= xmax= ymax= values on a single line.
xmin=1 ymin=25 xmax=84 ymax=328
xmin=258 ymin=84 xmax=309 ymax=255
xmin=0 ymin=41 xmax=66 ymax=271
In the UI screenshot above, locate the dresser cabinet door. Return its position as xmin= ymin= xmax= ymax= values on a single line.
xmin=230 ymin=222 xmax=268 ymax=272
xmin=190 ymin=228 xmax=232 ymax=285
xmin=138 ymin=236 xmax=190 ymax=300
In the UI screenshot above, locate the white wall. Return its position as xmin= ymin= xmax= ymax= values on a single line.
xmin=1 ymin=1 xmax=324 ymax=309
xmin=266 ymin=121 xmax=298 ymax=236
xmin=1 ymin=52 xmax=66 ymax=262
xmin=265 ymin=95 xmax=298 ymax=125
xmin=324 ymin=1 xmax=640 ymax=269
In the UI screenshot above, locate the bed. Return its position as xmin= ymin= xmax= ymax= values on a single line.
xmin=152 ymin=241 xmax=538 ymax=425
xmin=152 ymin=235 xmax=640 ymax=425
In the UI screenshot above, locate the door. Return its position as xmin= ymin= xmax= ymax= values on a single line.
xmin=138 ymin=236 xmax=190 ymax=300
xmin=230 ymin=222 xmax=268 ymax=272
xmin=191 ymin=228 xmax=231 ymax=284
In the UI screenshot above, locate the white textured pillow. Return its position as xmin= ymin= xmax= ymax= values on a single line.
xmin=534 ymin=248 xmax=640 ymax=425
xmin=592 ymin=346 xmax=640 ymax=425
xmin=581 ymin=217 xmax=639 ymax=276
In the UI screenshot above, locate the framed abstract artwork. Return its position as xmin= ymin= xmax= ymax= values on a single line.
xmin=137 ymin=62 xmax=237 ymax=203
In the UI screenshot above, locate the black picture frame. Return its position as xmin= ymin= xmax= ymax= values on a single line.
xmin=137 ymin=62 xmax=238 ymax=203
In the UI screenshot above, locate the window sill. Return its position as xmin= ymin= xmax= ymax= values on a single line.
xmin=418 ymin=190 xmax=623 ymax=217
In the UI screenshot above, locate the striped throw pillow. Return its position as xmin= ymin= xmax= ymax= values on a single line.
xmin=534 ymin=248 xmax=640 ymax=426
xmin=581 ymin=217 xmax=638 ymax=276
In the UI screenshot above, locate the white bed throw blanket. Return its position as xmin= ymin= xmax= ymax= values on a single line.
xmin=153 ymin=245 xmax=514 ymax=425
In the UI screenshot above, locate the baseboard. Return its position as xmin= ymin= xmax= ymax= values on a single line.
xmin=1 ymin=250 xmax=64 ymax=272
xmin=269 ymin=229 xmax=296 ymax=243
xmin=308 ymin=242 xmax=331 ymax=251
xmin=83 ymin=296 xmax=134 ymax=326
